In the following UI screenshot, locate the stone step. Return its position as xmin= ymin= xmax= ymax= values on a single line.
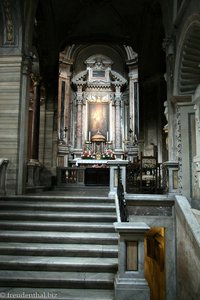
xmin=0 ymin=255 xmax=118 ymax=272
xmin=0 ymin=270 xmax=115 ymax=289
xmin=0 ymin=230 xmax=118 ymax=245
xmin=0 ymin=242 xmax=118 ymax=257
xmin=0 ymin=196 xmax=113 ymax=203
xmin=0 ymin=287 xmax=114 ymax=300
xmin=0 ymin=211 xmax=116 ymax=222
xmin=0 ymin=195 xmax=117 ymax=299
xmin=0 ymin=201 xmax=116 ymax=212
xmin=0 ymin=221 xmax=115 ymax=232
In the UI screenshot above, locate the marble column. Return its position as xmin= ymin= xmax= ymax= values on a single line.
xmin=29 ymin=74 xmax=41 ymax=161
xmin=76 ymin=85 xmax=83 ymax=150
xmin=17 ymin=55 xmax=31 ymax=194
xmin=115 ymin=86 xmax=122 ymax=150
xmin=58 ymin=60 xmax=72 ymax=145
xmin=162 ymin=36 xmax=175 ymax=161
xmin=129 ymin=70 xmax=138 ymax=140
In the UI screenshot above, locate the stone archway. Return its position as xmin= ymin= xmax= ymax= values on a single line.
xmin=173 ymin=14 xmax=200 ymax=201
xmin=174 ymin=14 xmax=200 ymax=95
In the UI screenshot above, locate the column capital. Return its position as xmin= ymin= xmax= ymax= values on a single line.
xmin=128 ymin=70 xmax=138 ymax=81
xmin=115 ymin=98 xmax=121 ymax=106
xmin=76 ymin=85 xmax=83 ymax=105
xmin=162 ymin=35 xmax=175 ymax=56
xmin=22 ymin=55 xmax=32 ymax=75
xmin=30 ymin=73 xmax=41 ymax=86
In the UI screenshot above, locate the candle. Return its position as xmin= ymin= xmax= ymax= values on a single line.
xmin=89 ymin=131 xmax=91 ymax=142
xmin=106 ymin=131 xmax=109 ymax=141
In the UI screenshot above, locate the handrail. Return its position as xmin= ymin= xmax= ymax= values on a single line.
xmin=117 ymin=165 xmax=128 ymax=222
xmin=0 ymin=158 xmax=9 ymax=195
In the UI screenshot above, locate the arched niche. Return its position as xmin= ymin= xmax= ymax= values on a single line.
xmin=57 ymin=44 xmax=139 ymax=164
xmin=0 ymin=0 xmax=22 ymax=53
xmin=174 ymin=14 xmax=200 ymax=96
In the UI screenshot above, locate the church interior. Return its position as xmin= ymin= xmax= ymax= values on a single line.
xmin=0 ymin=0 xmax=200 ymax=299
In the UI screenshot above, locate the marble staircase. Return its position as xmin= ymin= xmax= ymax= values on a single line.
xmin=0 ymin=195 xmax=118 ymax=300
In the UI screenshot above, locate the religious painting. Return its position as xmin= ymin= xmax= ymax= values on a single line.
xmin=88 ymin=103 xmax=109 ymax=138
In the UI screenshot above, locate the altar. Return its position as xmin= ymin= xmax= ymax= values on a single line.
xmin=74 ymin=159 xmax=110 ymax=166
xmin=72 ymin=158 xmax=128 ymax=198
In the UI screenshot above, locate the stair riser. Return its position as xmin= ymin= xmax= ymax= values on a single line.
xmin=0 ymin=236 xmax=118 ymax=245
xmin=0 ymin=198 xmax=113 ymax=204
xmin=0 ymin=248 xmax=117 ymax=258
xmin=0 ymin=215 xmax=116 ymax=222
xmin=0 ymin=205 xmax=116 ymax=213
xmin=0 ymin=195 xmax=117 ymax=299
xmin=0 ymin=280 xmax=114 ymax=289
xmin=0 ymin=264 xmax=117 ymax=273
xmin=0 ymin=224 xmax=115 ymax=233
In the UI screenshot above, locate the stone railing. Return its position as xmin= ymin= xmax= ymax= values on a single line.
xmin=0 ymin=158 xmax=9 ymax=195
xmin=114 ymin=222 xmax=150 ymax=300
xmin=175 ymin=195 xmax=200 ymax=300
xmin=57 ymin=167 xmax=85 ymax=186
xmin=116 ymin=165 xmax=128 ymax=222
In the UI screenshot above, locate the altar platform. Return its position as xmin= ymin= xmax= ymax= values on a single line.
xmin=57 ymin=159 xmax=128 ymax=198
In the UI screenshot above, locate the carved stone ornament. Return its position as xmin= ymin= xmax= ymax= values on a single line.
xmin=3 ymin=0 xmax=14 ymax=44
xmin=85 ymin=94 xmax=111 ymax=103
xmin=193 ymin=157 xmax=200 ymax=188
xmin=192 ymin=84 xmax=200 ymax=187
xmin=175 ymin=105 xmax=183 ymax=193
xmin=162 ymin=35 xmax=174 ymax=56
xmin=193 ymin=84 xmax=200 ymax=131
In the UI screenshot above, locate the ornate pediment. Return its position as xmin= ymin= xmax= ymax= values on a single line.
xmin=72 ymin=54 xmax=127 ymax=89
xmin=71 ymin=70 xmax=88 ymax=86
xmin=110 ymin=70 xmax=127 ymax=87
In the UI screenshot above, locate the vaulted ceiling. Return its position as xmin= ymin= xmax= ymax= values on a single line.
xmin=33 ymin=0 xmax=165 ymax=90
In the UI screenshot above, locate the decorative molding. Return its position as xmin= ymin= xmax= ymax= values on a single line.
xmin=85 ymin=94 xmax=112 ymax=103
xmin=175 ymin=105 xmax=183 ymax=193
xmin=22 ymin=55 xmax=32 ymax=76
xmin=72 ymin=70 xmax=88 ymax=86
xmin=30 ymin=73 xmax=41 ymax=86
xmin=162 ymin=35 xmax=175 ymax=56
xmin=85 ymin=54 xmax=113 ymax=69
xmin=171 ymin=95 xmax=192 ymax=104
xmin=2 ymin=0 xmax=14 ymax=44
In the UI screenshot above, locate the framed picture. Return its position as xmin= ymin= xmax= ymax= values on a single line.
xmin=88 ymin=102 xmax=109 ymax=137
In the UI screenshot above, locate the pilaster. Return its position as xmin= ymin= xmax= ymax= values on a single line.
xmin=115 ymin=86 xmax=122 ymax=150
xmin=76 ymin=85 xmax=83 ymax=150
xmin=17 ymin=55 xmax=32 ymax=194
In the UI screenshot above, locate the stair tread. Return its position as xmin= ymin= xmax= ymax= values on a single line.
xmin=0 ymin=270 xmax=115 ymax=281
xmin=0 ymin=196 xmax=113 ymax=202
xmin=0 ymin=230 xmax=117 ymax=239
xmin=0 ymin=195 xmax=117 ymax=298
xmin=0 ymin=199 xmax=114 ymax=204
xmin=0 ymin=220 xmax=114 ymax=227
xmin=0 ymin=242 xmax=118 ymax=250
xmin=0 ymin=254 xmax=118 ymax=261
xmin=0 ymin=287 xmax=114 ymax=300
xmin=0 ymin=255 xmax=118 ymax=266
xmin=0 ymin=201 xmax=115 ymax=211
xmin=0 ymin=211 xmax=116 ymax=216
xmin=0 ymin=209 xmax=115 ymax=216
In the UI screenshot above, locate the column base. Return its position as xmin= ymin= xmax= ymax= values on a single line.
xmin=115 ymin=276 xmax=150 ymax=300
